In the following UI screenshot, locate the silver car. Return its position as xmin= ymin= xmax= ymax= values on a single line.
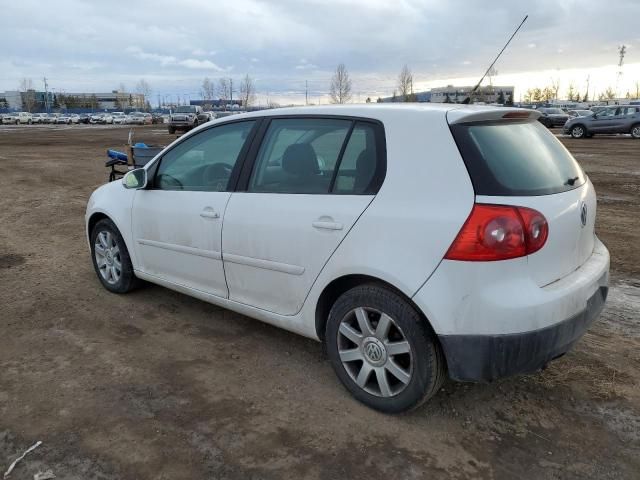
xmin=564 ymin=105 xmax=640 ymax=138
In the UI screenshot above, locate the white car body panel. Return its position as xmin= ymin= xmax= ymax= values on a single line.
xmin=222 ymin=193 xmax=373 ymax=315
xmin=131 ymin=190 xmax=231 ymax=298
xmin=413 ymin=237 xmax=609 ymax=336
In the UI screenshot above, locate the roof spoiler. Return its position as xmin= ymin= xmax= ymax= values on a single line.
xmin=447 ymin=108 xmax=541 ymax=125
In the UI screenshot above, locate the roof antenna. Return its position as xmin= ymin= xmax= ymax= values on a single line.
xmin=463 ymin=15 xmax=528 ymax=104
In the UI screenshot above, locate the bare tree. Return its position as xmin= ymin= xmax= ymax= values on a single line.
xmin=397 ymin=65 xmax=414 ymax=102
xmin=487 ymin=66 xmax=498 ymax=88
xmin=239 ymin=74 xmax=256 ymax=109
xmin=566 ymin=82 xmax=576 ymax=101
xmin=202 ymin=77 xmax=215 ymax=101
xmin=135 ymin=79 xmax=152 ymax=110
xmin=217 ymin=78 xmax=232 ymax=108
xmin=19 ymin=78 xmax=37 ymax=112
xmin=550 ymin=78 xmax=561 ymax=100
xmin=118 ymin=83 xmax=127 ymax=93
xmin=635 ymin=81 xmax=640 ymax=99
xmin=329 ymin=63 xmax=352 ymax=104
xmin=599 ymin=87 xmax=616 ymax=101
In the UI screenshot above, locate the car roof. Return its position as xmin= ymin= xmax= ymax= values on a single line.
xmin=209 ymin=103 xmax=539 ymax=126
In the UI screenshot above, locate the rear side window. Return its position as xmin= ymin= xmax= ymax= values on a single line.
xmin=248 ymin=118 xmax=385 ymax=194
xmin=451 ymin=121 xmax=585 ymax=196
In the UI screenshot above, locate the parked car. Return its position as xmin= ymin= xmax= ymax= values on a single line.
xmin=89 ymin=113 xmax=104 ymax=124
xmin=31 ymin=113 xmax=47 ymax=124
xmin=86 ymin=105 xmax=609 ymax=413
xmin=1 ymin=113 xmax=17 ymax=124
xmin=78 ymin=113 xmax=91 ymax=124
xmin=197 ymin=111 xmax=216 ymax=124
xmin=564 ymin=105 xmax=640 ymax=138
xmin=567 ymin=109 xmax=594 ymax=118
xmin=151 ymin=113 xmax=165 ymax=124
xmin=42 ymin=113 xmax=58 ymax=124
xmin=55 ymin=114 xmax=71 ymax=124
xmin=112 ymin=112 xmax=127 ymax=124
xmin=143 ymin=113 xmax=153 ymax=125
xmin=127 ymin=112 xmax=147 ymax=125
xmin=2 ymin=112 xmax=33 ymax=124
xmin=536 ymin=107 xmax=570 ymax=128
xmin=168 ymin=105 xmax=202 ymax=133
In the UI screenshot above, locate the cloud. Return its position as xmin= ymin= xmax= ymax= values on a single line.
xmin=1 ymin=0 xmax=639 ymax=103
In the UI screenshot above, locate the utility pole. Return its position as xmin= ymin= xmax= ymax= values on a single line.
xmin=305 ymin=80 xmax=308 ymax=105
xmin=43 ymin=76 xmax=49 ymax=112
xmin=229 ymin=78 xmax=233 ymax=105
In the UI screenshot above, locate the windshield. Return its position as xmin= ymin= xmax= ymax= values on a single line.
xmin=450 ymin=120 xmax=586 ymax=196
xmin=175 ymin=106 xmax=196 ymax=113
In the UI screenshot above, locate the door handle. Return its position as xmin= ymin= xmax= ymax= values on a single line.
xmin=312 ymin=221 xmax=343 ymax=231
xmin=200 ymin=209 xmax=220 ymax=219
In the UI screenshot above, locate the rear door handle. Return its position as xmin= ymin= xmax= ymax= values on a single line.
xmin=312 ymin=221 xmax=343 ymax=231
xmin=200 ymin=208 xmax=220 ymax=219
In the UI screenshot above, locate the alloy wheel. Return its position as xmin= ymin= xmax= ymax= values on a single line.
xmin=632 ymin=126 xmax=640 ymax=138
xmin=572 ymin=126 xmax=584 ymax=138
xmin=94 ymin=230 xmax=122 ymax=285
xmin=337 ymin=307 xmax=413 ymax=397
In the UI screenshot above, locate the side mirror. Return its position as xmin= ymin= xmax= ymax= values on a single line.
xmin=122 ymin=168 xmax=147 ymax=189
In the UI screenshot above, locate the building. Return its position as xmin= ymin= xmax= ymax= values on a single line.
xmin=430 ymin=85 xmax=515 ymax=104
xmin=0 ymin=89 xmax=144 ymax=111
xmin=56 ymin=91 xmax=145 ymax=110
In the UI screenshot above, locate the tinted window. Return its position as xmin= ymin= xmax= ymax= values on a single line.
xmin=155 ymin=121 xmax=255 ymax=191
xmin=451 ymin=120 xmax=585 ymax=196
xmin=249 ymin=118 xmax=351 ymax=194
xmin=333 ymin=123 xmax=378 ymax=194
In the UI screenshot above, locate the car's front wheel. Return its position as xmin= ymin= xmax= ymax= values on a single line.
xmin=90 ymin=218 xmax=139 ymax=293
xmin=326 ymin=284 xmax=445 ymax=413
xmin=571 ymin=125 xmax=586 ymax=138
xmin=631 ymin=124 xmax=640 ymax=139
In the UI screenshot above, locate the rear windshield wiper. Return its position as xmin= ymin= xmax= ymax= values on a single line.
xmin=565 ymin=176 xmax=580 ymax=186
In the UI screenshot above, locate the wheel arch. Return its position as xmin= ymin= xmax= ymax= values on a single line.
xmin=314 ymin=274 xmax=440 ymax=344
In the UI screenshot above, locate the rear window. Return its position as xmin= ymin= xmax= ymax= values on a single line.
xmin=451 ymin=120 xmax=585 ymax=196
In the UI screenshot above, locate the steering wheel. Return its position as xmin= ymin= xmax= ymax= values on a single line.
xmin=203 ymin=163 xmax=233 ymax=185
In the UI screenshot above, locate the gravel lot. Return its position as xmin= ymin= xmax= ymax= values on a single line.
xmin=0 ymin=124 xmax=638 ymax=479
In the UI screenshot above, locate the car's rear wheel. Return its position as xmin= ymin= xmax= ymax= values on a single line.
xmin=571 ymin=125 xmax=586 ymax=138
xmin=326 ymin=284 xmax=445 ymax=413
xmin=90 ymin=218 xmax=139 ymax=293
xmin=631 ymin=124 xmax=640 ymax=139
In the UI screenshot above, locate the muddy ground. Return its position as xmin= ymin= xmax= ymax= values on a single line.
xmin=0 ymin=124 xmax=638 ymax=479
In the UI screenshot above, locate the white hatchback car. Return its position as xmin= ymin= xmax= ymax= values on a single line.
xmin=86 ymin=105 xmax=609 ymax=413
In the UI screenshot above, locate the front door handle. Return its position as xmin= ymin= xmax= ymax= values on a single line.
xmin=200 ymin=208 xmax=220 ymax=219
xmin=312 ymin=221 xmax=343 ymax=231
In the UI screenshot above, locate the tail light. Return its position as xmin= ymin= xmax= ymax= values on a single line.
xmin=445 ymin=204 xmax=548 ymax=261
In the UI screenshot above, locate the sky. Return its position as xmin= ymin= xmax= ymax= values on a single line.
xmin=2 ymin=0 xmax=640 ymax=105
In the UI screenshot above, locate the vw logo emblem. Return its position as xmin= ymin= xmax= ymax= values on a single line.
xmin=580 ymin=203 xmax=588 ymax=227
xmin=362 ymin=338 xmax=387 ymax=365
xmin=365 ymin=343 xmax=383 ymax=362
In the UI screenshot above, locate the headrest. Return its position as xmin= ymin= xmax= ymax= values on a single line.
xmin=282 ymin=143 xmax=319 ymax=176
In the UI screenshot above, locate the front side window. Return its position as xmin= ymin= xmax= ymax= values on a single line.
xmin=155 ymin=121 xmax=255 ymax=191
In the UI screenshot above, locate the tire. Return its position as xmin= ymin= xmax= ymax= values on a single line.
xmin=90 ymin=218 xmax=139 ymax=293
xmin=168 ymin=126 xmax=176 ymax=134
xmin=326 ymin=284 xmax=445 ymax=413
xmin=28 ymin=119 xmax=32 ymax=125
xmin=631 ymin=124 xmax=640 ymax=139
xmin=571 ymin=124 xmax=586 ymax=139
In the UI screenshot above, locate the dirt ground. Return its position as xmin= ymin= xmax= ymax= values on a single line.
xmin=0 ymin=124 xmax=638 ymax=479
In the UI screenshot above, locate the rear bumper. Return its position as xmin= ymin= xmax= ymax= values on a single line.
xmin=439 ymin=284 xmax=607 ymax=381
xmin=413 ymin=237 xmax=610 ymax=382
